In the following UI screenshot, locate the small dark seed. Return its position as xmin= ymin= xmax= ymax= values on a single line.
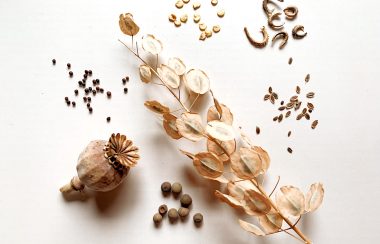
xmin=52 ymin=59 xmax=56 ymax=65
xmin=287 ymin=147 xmax=293 ymax=154
xmin=66 ymin=101 xmax=70 ymax=106
xmin=87 ymin=103 xmax=90 ymax=108
xmin=124 ymin=88 xmax=128 ymax=93
xmin=288 ymin=57 xmax=293 ymax=65
xmin=89 ymin=107 xmax=93 ymax=113
xmin=107 ymin=91 xmax=112 ymax=98
xmin=126 ymin=76 xmax=129 ymax=81
xmin=158 ymin=204 xmax=168 ymax=216
xmin=87 ymin=97 xmax=91 ymax=102
xmin=69 ymin=71 xmax=73 ymax=77
xmin=67 ymin=63 xmax=71 ymax=69
xmin=288 ymin=131 xmax=291 ymax=137
xmin=161 ymin=182 xmax=171 ymax=193
xmin=64 ymin=97 xmax=69 ymax=101
xmin=74 ymin=90 xmax=78 ymax=95
xmin=84 ymin=88 xmax=89 ymax=94
xmin=92 ymin=80 xmax=97 ymax=85
xmin=96 ymin=79 xmax=100 ymax=84
xmin=256 ymin=126 xmax=260 ymax=135
xmin=280 ymin=101 xmax=284 ymax=105
xmin=85 ymin=70 xmax=89 ymax=75
xmin=83 ymin=74 xmax=88 ymax=79
xmin=99 ymin=88 xmax=104 ymax=93
xmin=106 ymin=117 xmax=111 ymax=122
xmin=83 ymin=97 xmax=87 ymax=102
xmin=88 ymin=70 xmax=92 ymax=75
xmin=92 ymin=90 xmax=96 ymax=95
xmin=88 ymin=87 xmax=92 ymax=92
xmin=96 ymin=86 xmax=100 ymax=91
xmin=122 ymin=78 xmax=127 ymax=84
xmin=72 ymin=101 xmax=76 ymax=107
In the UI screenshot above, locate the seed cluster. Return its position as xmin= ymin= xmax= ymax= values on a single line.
xmin=169 ymin=0 xmax=225 ymax=41
xmin=153 ymin=181 xmax=203 ymax=226
xmin=244 ymin=1 xmax=307 ymax=49
xmin=264 ymin=72 xmax=319 ymax=154
xmin=52 ymin=59 xmax=131 ymax=123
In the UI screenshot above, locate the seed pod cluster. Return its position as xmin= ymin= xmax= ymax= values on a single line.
xmin=153 ymin=181 xmax=204 ymax=226
xmin=52 ymin=59 xmax=131 ymax=122
xmin=244 ymin=1 xmax=307 ymax=49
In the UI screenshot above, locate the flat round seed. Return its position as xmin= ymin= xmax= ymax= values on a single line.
xmin=199 ymin=23 xmax=207 ymax=31
xmin=161 ymin=182 xmax=171 ymax=193
xmin=153 ymin=213 xmax=163 ymax=225
xmin=174 ymin=20 xmax=181 ymax=27
xmin=175 ymin=0 xmax=184 ymax=8
xmin=213 ymin=25 xmax=221 ymax=33
xmin=205 ymin=29 xmax=212 ymax=38
xmin=193 ymin=14 xmax=201 ymax=23
xmin=171 ymin=182 xmax=182 ymax=195
xmin=217 ymin=9 xmax=225 ymax=17
xmin=180 ymin=14 xmax=188 ymax=23
xmin=158 ymin=204 xmax=168 ymax=216
xmin=169 ymin=14 xmax=177 ymax=22
xmin=193 ymin=2 xmax=201 ymax=10
xmin=211 ymin=0 xmax=218 ymax=6
xmin=178 ymin=207 xmax=190 ymax=218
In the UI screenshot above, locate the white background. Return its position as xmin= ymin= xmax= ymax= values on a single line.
xmin=0 ymin=0 xmax=379 ymax=243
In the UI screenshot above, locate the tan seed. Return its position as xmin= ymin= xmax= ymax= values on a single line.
xmin=278 ymin=106 xmax=286 ymax=111
xmin=217 ymin=9 xmax=225 ymax=17
xmin=305 ymin=113 xmax=310 ymax=120
xmin=306 ymin=92 xmax=315 ymax=98
xmin=169 ymin=14 xmax=177 ymax=22
xmin=211 ymin=0 xmax=218 ymax=6
xmin=180 ymin=14 xmax=188 ymax=23
xmin=193 ymin=14 xmax=201 ymax=23
xmin=264 ymin=94 xmax=270 ymax=101
xmin=183 ymin=0 xmax=190 ymax=3
xmin=305 ymin=74 xmax=310 ymax=83
xmin=199 ymin=32 xmax=206 ymax=40
xmin=290 ymin=95 xmax=298 ymax=102
xmin=213 ymin=25 xmax=221 ymax=33
xmin=205 ymin=29 xmax=212 ymax=38
xmin=302 ymin=108 xmax=307 ymax=114
xmin=311 ymin=120 xmax=319 ymax=129
xmin=295 ymin=102 xmax=302 ymax=111
xmin=285 ymin=111 xmax=291 ymax=118
xmin=286 ymin=102 xmax=294 ymax=109
xmin=273 ymin=116 xmax=278 ymax=122
xmin=199 ymin=23 xmax=207 ymax=31
xmin=193 ymin=2 xmax=201 ymax=10
xmin=175 ymin=0 xmax=184 ymax=9
xmin=174 ymin=20 xmax=182 ymax=27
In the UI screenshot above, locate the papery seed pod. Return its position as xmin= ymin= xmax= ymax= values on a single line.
xmin=60 ymin=133 xmax=139 ymax=194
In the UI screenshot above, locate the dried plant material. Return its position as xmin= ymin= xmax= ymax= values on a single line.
xmin=119 ymin=13 xmax=140 ymax=36
xmin=227 ymin=181 xmax=255 ymax=200
xmin=272 ymin=31 xmax=288 ymax=49
xmin=285 ymin=111 xmax=291 ymax=118
xmin=258 ymin=212 xmax=283 ymax=233
xmin=296 ymin=114 xmax=303 ymax=120
xmin=163 ymin=113 xmax=182 ymax=139
xmin=306 ymin=92 xmax=315 ymax=99
xmin=207 ymin=104 xmax=233 ymax=125
xmin=213 ymin=25 xmax=221 ymax=33
xmin=288 ymin=131 xmax=291 ymax=137
xmin=231 ymin=147 xmax=263 ymax=179
xmin=305 ymin=74 xmax=310 ymax=83
xmin=207 ymin=139 xmax=236 ymax=162
xmin=180 ymin=14 xmax=188 ymax=23
xmin=184 ymin=69 xmax=211 ymax=94
xmin=176 ymin=113 xmax=204 ymax=141
xmin=278 ymin=106 xmax=285 ymax=111
xmin=157 ymin=64 xmax=181 ymax=89
xmin=183 ymin=0 xmax=190 ymax=3
xmin=253 ymin=146 xmax=270 ymax=172
xmin=210 ymin=90 xmax=223 ymax=119
xmin=174 ymin=20 xmax=182 ymax=27
xmin=175 ymin=0 xmax=184 ymax=9
xmin=215 ymin=190 xmax=242 ymax=208
xmin=206 ymin=121 xmax=235 ymax=141
xmin=193 ymin=14 xmax=201 ymax=23
xmin=169 ymin=14 xmax=177 ymax=22
xmin=292 ymin=25 xmax=307 ymax=39
xmin=199 ymin=32 xmax=206 ymax=41
xmin=287 ymin=147 xmax=293 ymax=153
xmin=296 ymin=86 xmax=301 ymax=94
xmin=276 ymin=186 xmax=305 ymax=217
xmin=193 ymin=2 xmax=201 ymax=10
xmin=243 ymin=190 xmax=272 ymax=216
xmin=305 ymin=183 xmax=324 ymax=212
xmin=217 ymin=9 xmax=225 ymax=17
xmin=311 ymin=120 xmax=319 ymax=129
xmin=139 ymin=64 xmax=152 ymax=83
xmin=256 ymin=126 xmax=260 ymax=135
xmin=244 ymin=26 xmax=269 ymax=48
xmin=307 ymin=102 xmax=314 ymax=110
xmin=181 ymin=151 xmax=224 ymax=179
xmin=262 ymin=0 xmax=274 ymax=17
xmin=205 ymin=29 xmax=213 ymax=38
xmin=168 ymin=57 xmax=186 ymax=76
xmin=268 ymin=12 xmax=284 ymax=29
xmin=288 ymin=57 xmax=293 ymax=65
xmin=283 ymin=6 xmax=298 ymax=19
xmin=142 ymin=34 xmax=163 ymax=55
xmin=144 ymin=100 xmax=170 ymax=114
xmin=290 ymin=95 xmax=298 ymax=102
xmin=211 ymin=0 xmax=218 ymax=6
xmin=239 ymin=219 xmax=266 ymax=236
xmin=199 ymin=23 xmax=207 ymax=31
xmin=104 ymin=133 xmax=140 ymax=168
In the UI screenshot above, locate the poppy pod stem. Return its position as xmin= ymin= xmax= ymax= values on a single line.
xmin=60 ymin=176 xmax=85 ymax=193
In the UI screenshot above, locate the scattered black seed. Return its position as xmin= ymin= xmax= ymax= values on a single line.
xmin=256 ymin=126 xmax=260 ymax=135
xmin=83 ymin=97 xmax=87 ymax=102
xmin=88 ymin=87 xmax=92 ymax=92
xmin=99 ymin=88 xmax=104 ymax=93
xmin=287 ymin=147 xmax=293 ymax=154
xmin=83 ymin=73 xmax=88 ymax=79
xmin=84 ymin=88 xmax=89 ymax=94
xmin=52 ymin=59 xmax=56 ymax=65
xmin=66 ymin=101 xmax=70 ymax=106
xmin=280 ymin=101 xmax=284 ymax=105
xmin=82 ymin=78 xmax=86 ymax=83
xmin=88 ymin=70 xmax=92 ymax=76
xmin=288 ymin=57 xmax=293 ymax=65
xmin=96 ymin=86 xmax=100 ymax=91
xmin=87 ymin=97 xmax=91 ymax=102
xmin=107 ymin=91 xmax=112 ymax=98
xmin=126 ymin=76 xmax=129 ymax=81
xmin=72 ymin=101 xmax=76 ymax=107
xmin=92 ymin=80 xmax=97 ymax=85
xmin=64 ymin=97 xmax=69 ymax=101
xmin=89 ymin=107 xmax=93 ymax=113
xmin=67 ymin=63 xmax=71 ymax=69
xmin=92 ymin=90 xmax=96 ymax=96
xmin=124 ymin=87 xmax=128 ymax=93
xmin=107 ymin=117 xmax=111 ymax=122
xmin=288 ymin=131 xmax=291 ymax=137
xmin=122 ymin=78 xmax=127 ymax=84
xmin=87 ymin=103 xmax=90 ymax=108
xmin=96 ymin=79 xmax=100 ymax=84
xmin=85 ymin=70 xmax=89 ymax=75
xmin=69 ymin=71 xmax=73 ymax=77
xmin=74 ymin=89 xmax=78 ymax=95
xmin=309 ymin=109 xmax=313 ymax=113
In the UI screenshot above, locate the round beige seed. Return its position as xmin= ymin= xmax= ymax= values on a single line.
xmin=171 ymin=182 xmax=182 ymax=195
xmin=199 ymin=32 xmax=206 ymax=41
xmin=174 ymin=20 xmax=182 ymax=27
xmin=193 ymin=14 xmax=201 ymax=23
xmin=180 ymin=14 xmax=188 ymax=23
xmin=217 ymin=9 xmax=225 ymax=17
xmin=205 ymin=29 xmax=212 ymax=38
xmin=213 ymin=25 xmax=220 ymax=33
xmin=178 ymin=207 xmax=190 ymax=218
xmin=168 ymin=208 xmax=179 ymax=222
xmin=153 ymin=213 xmax=163 ymax=224
xmin=193 ymin=2 xmax=201 ymax=10
xmin=193 ymin=213 xmax=203 ymax=225
xmin=199 ymin=23 xmax=207 ymax=31
xmin=169 ymin=14 xmax=177 ymax=22
xmin=183 ymin=0 xmax=190 ymax=3
xmin=175 ymin=0 xmax=184 ymax=9
xmin=180 ymin=194 xmax=193 ymax=207
xmin=211 ymin=0 xmax=218 ymax=6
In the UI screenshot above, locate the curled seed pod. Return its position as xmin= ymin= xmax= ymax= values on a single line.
xmin=180 ymin=194 xmax=193 ymax=207
xmin=272 ymin=31 xmax=288 ymax=49
xmin=193 ymin=213 xmax=203 ymax=224
xmin=161 ymin=182 xmax=171 ymax=193
xmin=60 ymin=133 xmax=139 ymax=194
xmin=158 ymin=204 xmax=168 ymax=215
xmin=244 ymin=26 xmax=269 ymax=48
xmin=284 ymin=6 xmax=298 ymax=19
xmin=153 ymin=213 xmax=163 ymax=225
xmin=178 ymin=207 xmax=190 ymax=218
xmin=172 ymin=182 xmax=182 ymax=195
xmin=292 ymin=25 xmax=307 ymax=39
xmin=262 ymin=0 xmax=274 ymax=17
xmin=168 ymin=208 xmax=179 ymax=222
xmin=268 ymin=12 xmax=284 ymax=29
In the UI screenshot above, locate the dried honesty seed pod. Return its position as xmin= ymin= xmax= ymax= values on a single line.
xmin=244 ymin=26 xmax=269 ymax=48
xmin=176 ymin=112 xmax=204 ymax=142
xmin=272 ymin=31 xmax=288 ymax=49
xmin=231 ymin=147 xmax=270 ymax=179
xmin=184 ymin=69 xmax=210 ymax=94
xmin=163 ymin=113 xmax=182 ymax=140
xmin=167 ymin=57 xmax=186 ymax=76
xmin=305 ymin=183 xmax=324 ymax=212
xmin=172 ymin=182 xmax=182 ymax=195
xmin=157 ymin=64 xmax=180 ymax=89
xmin=292 ymin=25 xmax=307 ymax=39
xmin=284 ymin=6 xmax=298 ymax=19
xmin=119 ymin=13 xmax=139 ymax=36
xmin=181 ymin=150 xmax=224 ymax=179
xmin=178 ymin=207 xmax=190 ymax=218
xmin=161 ymin=181 xmax=172 ymax=193
xmin=243 ymin=190 xmax=272 ymax=216
xmin=168 ymin=208 xmax=179 ymax=222
xmin=142 ymin=34 xmax=163 ymax=55
xmin=180 ymin=194 xmax=193 ymax=207
xmin=159 ymin=204 xmax=168 ymax=215
xmin=215 ymin=190 xmax=242 ymax=209
xmin=258 ymin=211 xmax=283 ymax=233
xmin=239 ymin=219 xmax=265 ymax=236
xmin=268 ymin=12 xmax=284 ymax=29
xmin=207 ymin=139 xmax=236 ymax=162
xmin=207 ymin=104 xmax=233 ymax=125
xmin=144 ymin=100 xmax=170 ymax=114
xmin=276 ymin=186 xmax=305 ymax=217
xmin=153 ymin=213 xmax=163 ymax=224
xmin=60 ymin=133 xmax=139 ymax=193
xmin=139 ymin=64 xmax=152 ymax=83
xmin=206 ymin=120 xmax=235 ymax=141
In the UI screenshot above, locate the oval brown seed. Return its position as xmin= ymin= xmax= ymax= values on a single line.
xmin=256 ymin=126 xmax=260 ymax=135
xmin=168 ymin=208 xmax=179 ymax=222
xmin=178 ymin=207 xmax=190 ymax=218
xmin=153 ymin=213 xmax=163 ymax=224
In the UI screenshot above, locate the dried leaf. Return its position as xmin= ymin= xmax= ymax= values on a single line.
xmin=206 ymin=121 xmax=235 ymax=141
xmin=207 ymin=104 xmax=233 ymax=125
xmin=305 ymin=183 xmax=324 ymax=212
xmin=239 ymin=128 xmax=254 ymax=148
xmin=184 ymin=69 xmax=210 ymax=94
xmin=207 ymin=139 xmax=236 ymax=162
xmin=215 ymin=190 xmax=243 ymax=208
xmin=119 ymin=13 xmax=139 ymax=36
xmin=252 ymin=146 xmax=270 ymax=173
xmin=258 ymin=211 xmax=283 ymax=233
xmin=157 ymin=64 xmax=180 ymax=89
xmin=227 ymin=181 xmax=256 ymax=200
xmin=231 ymin=147 xmax=263 ymax=179
xmin=163 ymin=113 xmax=182 ymax=139
xmin=276 ymin=186 xmax=305 ymax=217
xmin=144 ymin=100 xmax=170 ymax=114
xmin=142 ymin=34 xmax=163 ymax=55
xmin=185 ymin=151 xmax=224 ymax=179
xmin=167 ymin=57 xmax=186 ymax=76
xmin=243 ymin=190 xmax=272 ymax=216
xmin=176 ymin=113 xmax=204 ymax=142
xmin=139 ymin=65 xmax=152 ymax=83
xmin=239 ymin=219 xmax=266 ymax=236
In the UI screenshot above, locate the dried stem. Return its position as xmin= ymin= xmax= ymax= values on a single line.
xmin=205 ymin=134 xmax=231 ymax=161
xmin=250 ymin=179 xmax=311 ymax=244
xmin=269 ymin=176 xmax=281 ymax=197
xmin=118 ymin=39 xmax=190 ymax=112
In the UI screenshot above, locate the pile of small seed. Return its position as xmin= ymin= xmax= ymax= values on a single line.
xmin=52 ymin=59 xmax=130 ymax=122
xmin=169 ymin=0 xmax=225 ymax=41
xmin=263 ymin=72 xmax=318 ymax=154
xmin=153 ymin=181 xmax=203 ymax=226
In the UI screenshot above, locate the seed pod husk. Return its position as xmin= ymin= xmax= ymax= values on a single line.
xmin=172 ymin=182 xmax=182 ymax=195
xmin=180 ymin=194 xmax=193 ymax=207
xmin=168 ymin=208 xmax=179 ymax=222
xmin=178 ymin=207 xmax=190 ymax=218
xmin=159 ymin=204 xmax=168 ymax=216
xmin=153 ymin=213 xmax=163 ymax=224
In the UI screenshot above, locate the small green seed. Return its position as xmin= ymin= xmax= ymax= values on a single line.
xmin=193 ymin=213 xmax=203 ymax=224
xmin=161 ymin=182 xmax=171 ymax=193
xmin=171 ymin=182 xmax=182 ymax=195
xmin=158 ymin=204 xmax=168 ymax=216
xmin=180 ymin=194 xmax=192 ymax=207
xmin=168 ymin=208 xmax=179 ymax=222
xmin=178 ymin=207 xmax=190 ymax=218
xmin=153 ymin=213 xmax=163 ymax=224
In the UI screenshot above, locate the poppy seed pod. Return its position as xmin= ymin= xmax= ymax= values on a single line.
xmin=60 ymin=133 xmax=139 ymax=193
